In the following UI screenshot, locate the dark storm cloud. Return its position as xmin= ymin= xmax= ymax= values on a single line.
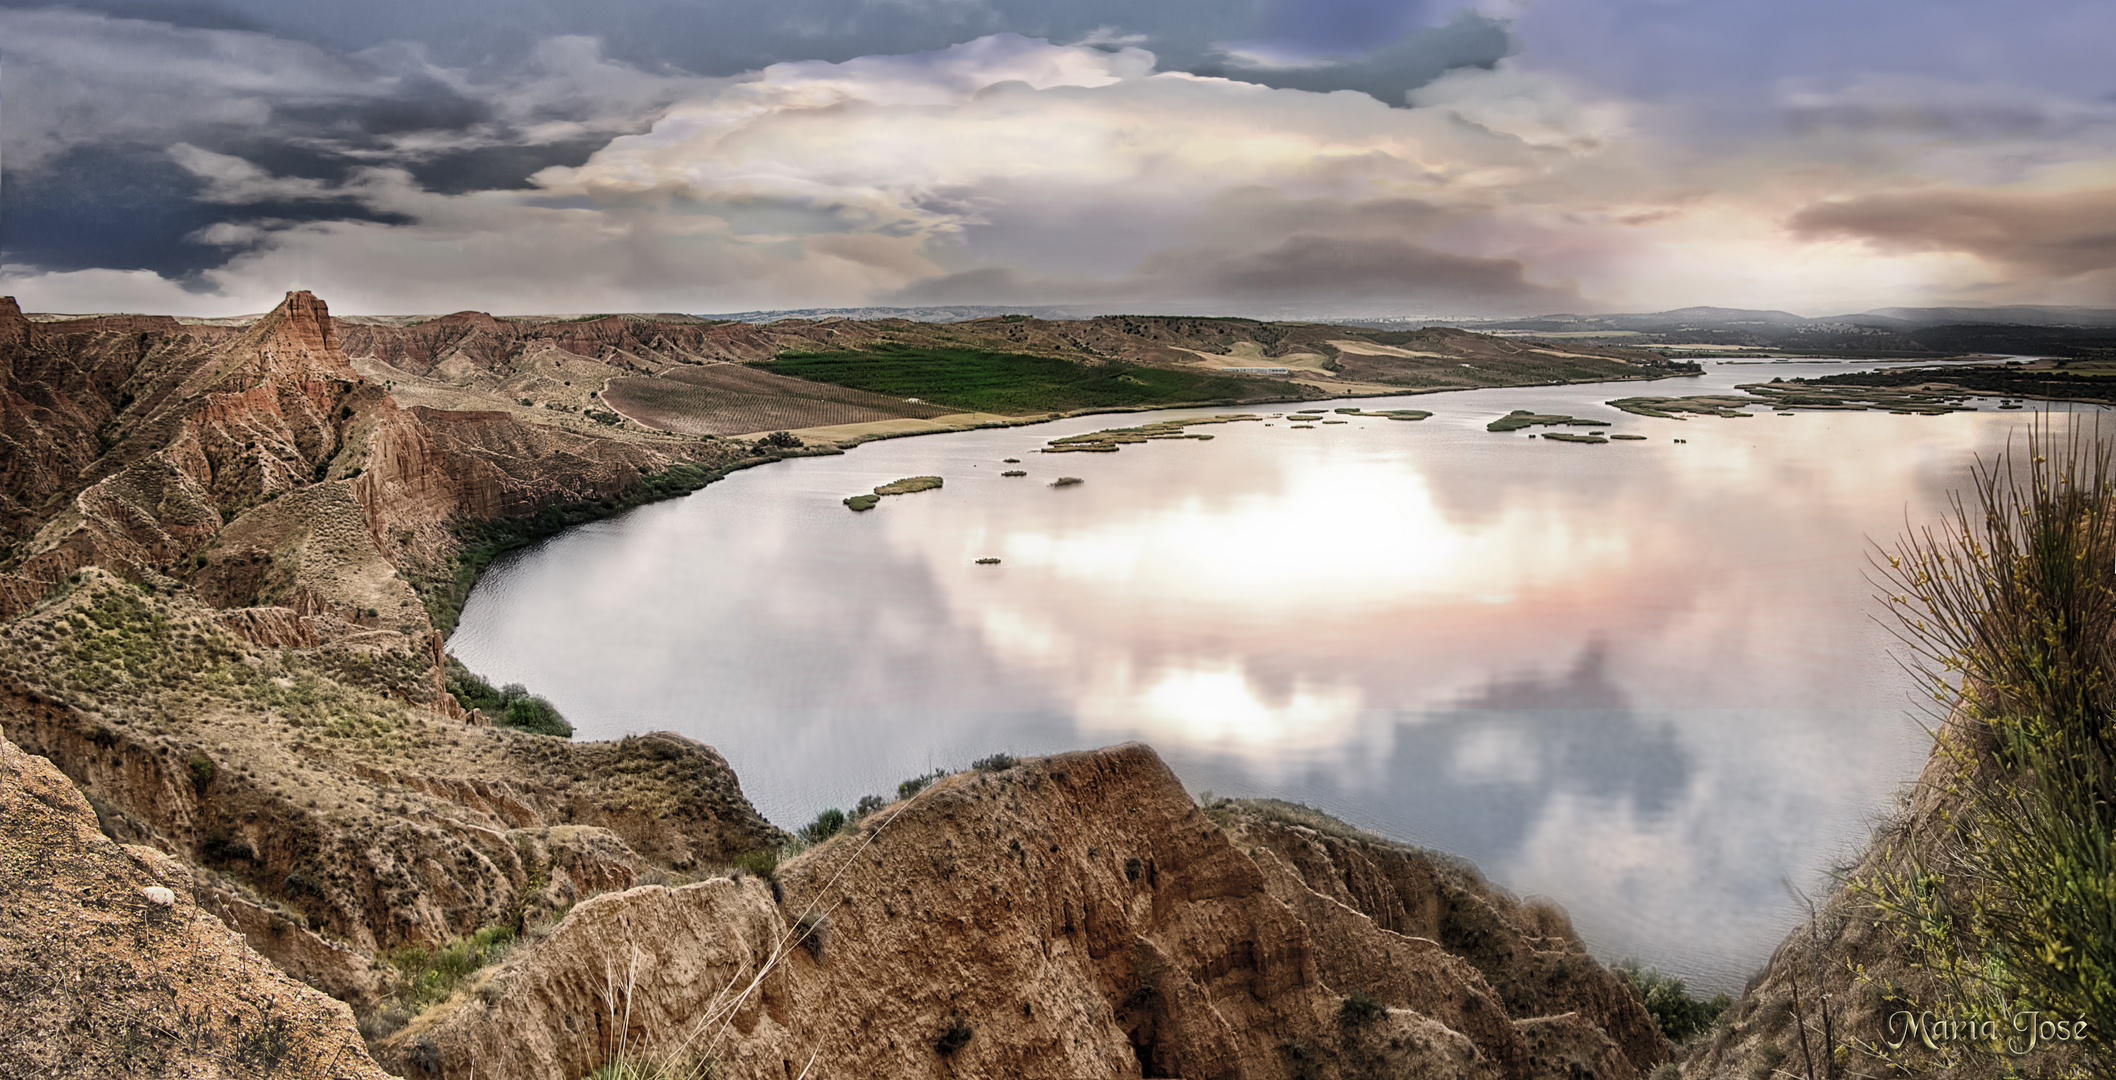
xmin=46 ymin=0 xmax=1498 ymax=103
xmin=0 ymin=0 xmax=263 ymax=31
xmin=272 ymin=75 xmax=495 ymax=137
xmin=0 ymin=6 xmax=712 ymax=280
xmin=1256 ymin=0 xmax=1445 ymax=55
xmin=0 ymin=7 xmax=697 ymax=176
xmin=1788 ymin=187 xmax=2116 ymax=282
xmin=0 ymin=144 xmax=408 ymax=280
xmin=1204 ymin=234 xmax=1576 ymax=311
xmin=1195 ymin=12 xmax=1514 ymax=106
xmin=405 ymin=139 xmax=615 ymax=196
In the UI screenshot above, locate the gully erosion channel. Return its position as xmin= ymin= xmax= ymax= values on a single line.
xmin=448 ymin=359 xmax=2084 ymax=995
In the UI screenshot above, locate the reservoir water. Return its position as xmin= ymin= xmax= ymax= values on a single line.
xmin=451 ymin=360 xmax=2076 ymax=993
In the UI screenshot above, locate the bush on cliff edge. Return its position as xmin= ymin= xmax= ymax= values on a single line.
xmin=444 ymin=656 xmax=573 ymax=737
xmin=1863 ymin=420 xmax=2116 ymax=1075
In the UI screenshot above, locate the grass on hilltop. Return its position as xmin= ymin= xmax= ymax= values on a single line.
xmin=751 ymin=343 xmax=1280 ymax=415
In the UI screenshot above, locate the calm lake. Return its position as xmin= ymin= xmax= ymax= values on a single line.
xmin=451 ymin=359 xmax=2078 ymax=993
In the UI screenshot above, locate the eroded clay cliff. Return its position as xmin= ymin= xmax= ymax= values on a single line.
xmin=0 ymin=290 xmax=750 ymax=646
xmin=0 ymin=567 xmax=783 ymax=1021
xmin=0 ymin=722 xmax=389 ymax=1079
xmin=374 ymin=745 xmax=1667 ymax=1080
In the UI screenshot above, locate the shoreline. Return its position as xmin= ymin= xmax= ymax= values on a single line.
xmin=429 ymin=366 xmax=1700 ymax=639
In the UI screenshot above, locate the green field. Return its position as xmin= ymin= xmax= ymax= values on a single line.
xmin=750 ymin=344 xmax=1285 ymax=415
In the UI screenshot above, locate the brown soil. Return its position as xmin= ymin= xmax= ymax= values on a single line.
xmin=603 ymin=364 xmax=955 ymax=435
xmin=1 ymin=724 xmax=389 ymax=1080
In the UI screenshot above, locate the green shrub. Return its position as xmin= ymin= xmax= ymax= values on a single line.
xmin=971 ymin=752 xmax=1018 ymax=772
xmin=897 ymin=768 xmax=948 ymax=800
xmin=447 ymin=661 xmax=573 ymax=736
xmin=1338 ymin=989 xmax=1386 ymax=1028
xmin=444 ymin=657 xmax=504 ymax=712
xmin=1616 ymin=963 xmax=1730 ymax=1044
xmin=731 ymin=849 xmax=779 ymax=881
xmin=384 ymin=923 xmax=517 ymax=1014
xmin=852 ymin=794 xmax=886 ymax=820
xmin=186 ymin=752 xmax=216 ymax=792
xmin=499 ymin=694 xmax=573 ymax=738
xmin=798 ymin=808 xmax=847 ymax=845
xmin=757 ymin=431 xmax=803 ymax=449
xmin=1864 ymin=422 xmax=2116 ymax=1068
xmin=1124 ymin=856 xmax=1142 ymax=883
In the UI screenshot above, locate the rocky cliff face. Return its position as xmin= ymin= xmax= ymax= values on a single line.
xmin=0 ymin=569 xmax=783 ymax=1009
xmin=0 ymin=722 xmax=389 ymax=1080
xmin=0 ymin=290 xmax=746 ymax=687
xmin=374 ymin=745 xmax=1666 ymax=1080
xmin=1230 ymin=811 xmax=1670 ymax=1074
xmin=0 ymin=290 xmax=792 ymax=1064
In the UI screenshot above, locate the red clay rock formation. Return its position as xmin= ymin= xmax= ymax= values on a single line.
xmin=0 ymin=290 xmax=704 ymax=621
xmin=0 ymin=294 xmax=36 ymax=350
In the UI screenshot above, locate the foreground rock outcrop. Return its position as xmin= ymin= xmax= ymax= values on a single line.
xmin=0 ymin=724 xmax=389 ymax=1079
xmin=376 ymin=745 xmax=1666 ymax=1080
xmin=0 ymin=567 xmax=783 ymax=1020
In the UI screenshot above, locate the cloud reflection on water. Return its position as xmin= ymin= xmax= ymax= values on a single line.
xmin=453 ymin=374 xmax=2071 ymax=992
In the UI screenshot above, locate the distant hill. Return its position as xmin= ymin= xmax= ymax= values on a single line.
xmin=1849 ymin=305 xmax=2116 ymax=328
xmin=701 ymin=304 xmax=1101 ymax=323
xmin=1340 ymin=304 xmax=2116 ymax=358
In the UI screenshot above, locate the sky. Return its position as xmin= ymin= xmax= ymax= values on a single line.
xmin=1 ymin=0 xmax=2112 ymax=318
